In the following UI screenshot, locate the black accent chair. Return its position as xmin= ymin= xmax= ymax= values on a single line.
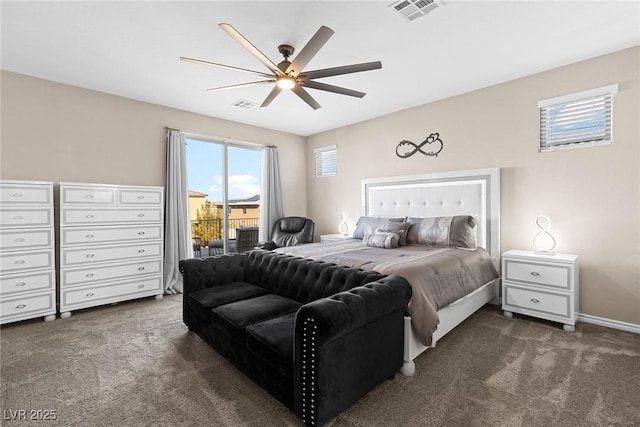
xmin=260 ymin=216 xmax=315 ymax=250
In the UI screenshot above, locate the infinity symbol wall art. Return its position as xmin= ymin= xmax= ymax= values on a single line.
xmin=395 ymin=133 xmax=444 ymax=158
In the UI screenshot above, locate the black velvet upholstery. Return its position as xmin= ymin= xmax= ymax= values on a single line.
xmin=180 ymin=250 xmax=412 ymax=426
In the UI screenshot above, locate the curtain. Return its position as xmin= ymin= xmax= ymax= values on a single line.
xmin=259 ymin=146 xmax=284 ymax=242
xmin=163 ymin=129 xmax=193 ymax=294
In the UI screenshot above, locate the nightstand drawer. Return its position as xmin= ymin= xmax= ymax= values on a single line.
xmin=504 ymin=285 xmax=570 ymax=318
xmin=504 ymin=259 xmax=570 ymax=290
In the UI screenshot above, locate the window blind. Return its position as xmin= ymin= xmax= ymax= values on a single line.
xmin=314 ymin=145 xmax=337 ymax=177
xmin=538 ymin=84 xmax=617 ymax=152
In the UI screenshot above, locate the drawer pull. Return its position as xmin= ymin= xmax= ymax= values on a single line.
xmin=86 ymin=234 xmax=95 ymax=238
xmin=86 ymin=194 xmax=94 ymax=199
xmin=137 ymin=213 xmax=145 ymax=217
xmin=86 ymin=214 xmax=95 ymax=218
xmin=138 ymin=267 xmax=145 ymax=271
xmin=86 ymin=292 xmax=95 ymax=297
xmin=13 ymin=215 xmax=24 ymax=220
xmin=15 ymin=259 xmax=26 ymax=265
xmin=530 ymin=272 xmax=540 ymax=277
xmin=86 ymin=273 xmax=94 ymax=277
xmin=16 ymin=304 xmax=26 ymax=309
xmin=12 ymin=193 xmax=23 ymax=198
xmin=86 ymin=253 xmax=95 ymax=258
xmin=138 ymin=231 xmax=146 ymax=235
xmin=530 ymin=298 xmax=540 ymax=304
xmin=15 ymin=282 xmax=27 ymax=287
xmin=137 ymin=196 xmax=145 ymax=199
xmin=14 ymin=237 xmax=25 ymax=242
xmin=137 ymin=284 xmax=145 ymax=289
xmin=138 ymin=249 xmax=145 ymax=253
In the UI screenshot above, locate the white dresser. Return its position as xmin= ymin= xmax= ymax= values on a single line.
xmin=0 ymin=180 xmax=57 ymax=324
xmin=59 ymin=183 xmax=164 ymax=318
xmin=502 ymin=249 xmax=579 ymax=332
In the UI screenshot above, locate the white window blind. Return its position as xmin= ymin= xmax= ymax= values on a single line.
xmin=314 ymin=145 xmax=337 ymax=177
xmin=538 ymin=84 xmax=617 ymax=152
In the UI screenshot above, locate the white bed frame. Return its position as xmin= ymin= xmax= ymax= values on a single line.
xmin=361 ymin=167 xmax=500 ymax=376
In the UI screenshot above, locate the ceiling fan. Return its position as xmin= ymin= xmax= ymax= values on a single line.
xmin=180 ymin=23 xmax=382 ymax=110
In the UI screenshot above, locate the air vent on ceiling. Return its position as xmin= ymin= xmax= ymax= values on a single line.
xmin=232 ymin=99 xmax=259 ymax=110
xmin=389 ymin=0 xmax=441 ymax=21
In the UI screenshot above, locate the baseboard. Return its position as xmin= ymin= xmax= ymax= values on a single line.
xmin=578 ymin=313 xmax=640 ymax=335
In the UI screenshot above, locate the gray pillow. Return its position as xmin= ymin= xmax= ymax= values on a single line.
xmin=362 ymin=231 xmax=400 ymax=249
xmin=353 ymin=216 xmax=404 ymax=239
xmin=384 ymin=222 xmax=410 ymax=246
xmin=406 ymin=215 xmax=477 ymax=248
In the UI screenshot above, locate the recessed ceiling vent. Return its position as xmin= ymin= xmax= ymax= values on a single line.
xmin=389 ymin=0 xmax=441 ymax=21
xmin=232 ymin=99 xmax=259 ymax=110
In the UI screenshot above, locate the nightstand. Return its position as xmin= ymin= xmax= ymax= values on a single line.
xmin=502 ymin=250 xmax=579 ymax=332
xmin=320 ymin=233 xmax=352 ymax=243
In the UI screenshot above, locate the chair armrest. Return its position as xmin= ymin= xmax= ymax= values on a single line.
xmin=179 ymin=253 xmax=247 ymax=295
xmin=293 ymin=275 xmax=411 ymax=426
xmin=255 ymin=241 xmax=278 ymax=251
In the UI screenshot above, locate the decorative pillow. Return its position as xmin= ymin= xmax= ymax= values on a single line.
xmin=362 ymin=231 xmax=400 ymax=249
xmin=353 ymin=216 xmax=404 ymax=239
xmin=384 ymin=222 xmax=410 ymax=246
xmin=406 ymin=215 xmax=477 ymax=248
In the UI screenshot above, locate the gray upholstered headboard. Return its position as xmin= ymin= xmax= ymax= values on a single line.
xmin=361 ymin=167 xmax=500 ymax=267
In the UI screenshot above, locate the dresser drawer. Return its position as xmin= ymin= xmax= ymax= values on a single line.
xmin=62 ymin=242 xmax=162 ymax=266
xmin=0 ymin=183 xmax=52 ymax=205
xmin=0 ymin=250 xmax=54 ymax=273
xmin=1 ymin=293 xmax=55 ymax=320
xmin=118 ymin=188 xmax=163 ymax=205
xmin=0 ymin=271 xmax=55 ymax=296
xmin=63 ymin=259 xmax=162 ymax=286
xmin=61 ymin=276 xmax=162 ymax=309
xmin=504 ymin=285 xmax=570 ymax=319
xmin=0 ymin=208 xmax=52 ymax=228
xmin=504 ymin=259 xmax=570 ymax=290
xmin=61 ymin=224 xmax=163 ymax=245
xmin=60 ymin=186 xmax=115 ymax=205
xmin=0 ymin=229 xmax=53 ymax=251
xmin=61 ymin=208 xmax=162 ymax=225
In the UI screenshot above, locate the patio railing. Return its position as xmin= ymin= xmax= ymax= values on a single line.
xmin=191 ymin=218 xmax=259 ymax=244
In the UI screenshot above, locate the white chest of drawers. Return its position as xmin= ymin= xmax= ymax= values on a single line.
xmin=502 ymin=250 xmax=579 ymax=332
xmin=0 ymin=180 xmax=56 ymax=324
xmin=58 ymin=183 xmax=164 ymax=318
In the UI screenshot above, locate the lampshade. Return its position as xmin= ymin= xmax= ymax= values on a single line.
xmin=533 ymin=215 xmax=556 ymax=254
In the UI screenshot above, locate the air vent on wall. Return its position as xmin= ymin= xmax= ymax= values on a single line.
xmin=389 ymin=0 xmax=441 ymax=21
xmin=232 ymin=99 xmax=259 ymax=110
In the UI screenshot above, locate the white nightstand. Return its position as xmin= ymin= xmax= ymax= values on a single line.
xmin=320 ymin=233 xmax=352 ymax=243
xmin=502 ymin=250 xmax=579 ymax=332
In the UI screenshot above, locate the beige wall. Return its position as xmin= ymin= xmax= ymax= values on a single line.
xmin=306 ymin=47 xmax=640 ymax=325
xmin=0 ymin=71 xmax=308 ymax=217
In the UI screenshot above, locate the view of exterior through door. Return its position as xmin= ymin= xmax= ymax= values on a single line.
xmin=186 ymin=138 xmax=262 ymax=256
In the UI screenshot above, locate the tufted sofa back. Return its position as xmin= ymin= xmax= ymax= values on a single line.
xmin=245 ymin=250 xmax=385 ymax=304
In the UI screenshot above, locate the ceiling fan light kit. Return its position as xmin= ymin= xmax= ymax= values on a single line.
xmin=181 ymin=23 xmax=382 ymax=110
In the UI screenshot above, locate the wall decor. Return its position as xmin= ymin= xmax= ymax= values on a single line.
xmin=396 ymin=132 xmax=444 ymax=158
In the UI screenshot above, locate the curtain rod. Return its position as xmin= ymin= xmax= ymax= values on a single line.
xmin=165 ymin=127 xmax=276 ymax=148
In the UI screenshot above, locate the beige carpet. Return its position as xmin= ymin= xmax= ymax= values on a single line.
xmin=1 ymin=294 xmax=639 ymax=426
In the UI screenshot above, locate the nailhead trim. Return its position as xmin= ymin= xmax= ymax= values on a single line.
xmin=301 ymin=317 xmax=317 ymax=426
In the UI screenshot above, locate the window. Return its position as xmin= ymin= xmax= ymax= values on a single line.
xmin=538 ymin=84 xmax=617 ymax=152
xmin=314 ymin=145 xmax=337 ymax=177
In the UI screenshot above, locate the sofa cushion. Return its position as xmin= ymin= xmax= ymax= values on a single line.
xmin=246 ymin=312 xmax=296 ymax=378
xmin=211 ymin=294 xmax=302 ymax=345
xmin=187 ymin=282 xmax=268 ymax=322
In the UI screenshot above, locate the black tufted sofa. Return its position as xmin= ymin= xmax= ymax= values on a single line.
xmin=180 ymin=250 xmax=412 ymax=426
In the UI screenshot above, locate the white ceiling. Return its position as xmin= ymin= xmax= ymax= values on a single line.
xmin=2 ymin=1 xmax=639 ymax=136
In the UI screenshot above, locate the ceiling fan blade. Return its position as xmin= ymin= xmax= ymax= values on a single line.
xmin=180 ymin=57 xmax=273 ymax=78
xmin=219 ymin=23 xmax=282 ymax=76
xmin=260 ymin=86 xmax=283 ymax=108
xmin=286 ymin=26 xmax=334 ymax=76
xmin=300 ymin=61 xmax=382 ymax=80
xmin=292 ymin=86 xmax=321 ymax=110
xmin=299 ymin=80 xmax=366 ymax=98
xmin=207 ymin=80 xmax=274 ymax=92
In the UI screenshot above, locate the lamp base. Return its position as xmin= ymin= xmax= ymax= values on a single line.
xmin=534 ymin=250 xmax=555 ymax=255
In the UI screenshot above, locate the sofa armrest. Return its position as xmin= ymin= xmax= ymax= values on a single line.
xmin=293 ymin=275 xmax=411 ymax=426
xmin=179 ymin=253 xmax=248 ymax=295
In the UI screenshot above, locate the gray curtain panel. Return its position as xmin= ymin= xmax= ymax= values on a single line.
xmin=163 ymin=129 xmax=193 ymax=294
xmin=259 ymin=146 xmax=284 ymax=243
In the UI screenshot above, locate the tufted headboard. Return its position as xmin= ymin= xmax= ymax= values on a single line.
xmin=361 ymin=167 xmax=500 ymax=267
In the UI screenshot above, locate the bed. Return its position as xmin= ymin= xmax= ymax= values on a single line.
xmin=275 ymin=167 xmax=501 ymax=375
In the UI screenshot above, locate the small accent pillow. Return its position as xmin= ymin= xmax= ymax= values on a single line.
xmin=406 ymin=215 xmax=477 ymax=249
xmin=362 ymin=231 xmax=400 ymax=249
xmin=384 ymin=222 xmax=410 ymax=246
xmin=353 ymin=216 xmax=404 ymax=239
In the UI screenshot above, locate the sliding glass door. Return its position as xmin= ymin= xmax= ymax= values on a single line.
xmin=186 ymin=138 xmax=261 ymax=256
